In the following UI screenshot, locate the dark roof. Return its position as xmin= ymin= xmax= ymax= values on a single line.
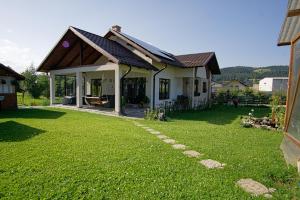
xmin=278 ymin=0 xmax=300 ymax=46
xmin=38 ymin=27 xmax=157 ymax=72
xmin=223 ymin=80 xmax=248 ymax=87
xmin=0 ymin=63 xmax=24 ymax=80
xmin=106 ymin=29 xmax=220 ymax=74
xmin=38 ymin=26 xmax=220 ymax=74
xmin=175 ymin=52 xmax=214 ymax=67
xmin=71 ymin=27 xmax=157 ymax=71
xmin=175 ymin=52 xmax=220 ymax=74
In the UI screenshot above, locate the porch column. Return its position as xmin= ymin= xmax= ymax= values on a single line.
xmin=49 ymin=73 xmax=55 ymax=105
xmin=115 ymin=67 xmax=121 ymax=114
xmin=76 ymin=71 xmax=83 ymax=107
xmin=147 ymin=71 xmax=154 ymax=109
xmin=192 ymin=68 xmax=195 ymax=108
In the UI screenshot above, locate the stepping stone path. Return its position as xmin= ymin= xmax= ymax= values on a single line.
xmin=163 ymin=139 xmax=176 ymax=144
xmin=172 ymin=144 xmax=186 ymax=150
xmin=236 ymin=178 xmax=276 ymax=198
xmin=199 ymin=159 xmax=225 ymax=169
xmin=132 ymin=121 xmax=276 ymax=198
xmin=183 ymin=150 xmax=202 ymax=158
xmin=145 ymin=128 xmax=155 ymax=132
xmin=149 ymin=131 xmax=161 ymax=135
xmin=156 ymin=135 xmax=168 ymax=139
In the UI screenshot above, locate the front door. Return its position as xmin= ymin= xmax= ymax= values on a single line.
xmin=123 ymin=78 xmax=146 ymax=104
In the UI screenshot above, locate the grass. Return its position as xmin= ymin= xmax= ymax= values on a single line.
xmin=0 ymin=106 xmax=299 ymax=199
xmin=17 ymin=93 xmax=63 ymax=106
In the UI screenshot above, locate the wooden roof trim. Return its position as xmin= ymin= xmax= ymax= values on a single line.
xmin=203 ymin=52 xmax=215 ymax=66
xmin=37 ymin=28 xmax=70 ymax=71
xmin=69 ymin=27 xmax=119 ymax=64
xmin=106 ymin=29 xmax=162 ymax=62
xmin=287 ymin=8 xmax=300 ymax=17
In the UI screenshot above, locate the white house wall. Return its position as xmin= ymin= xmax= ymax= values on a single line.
xmin=85 ymin=71 xmax=115 ymax=96
xmin=196 ymin=67 xmax=207 ymax=79
xmin=259 ymin=78 xmax=273 ymax=92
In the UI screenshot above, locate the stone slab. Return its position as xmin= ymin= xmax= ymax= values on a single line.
xmin=162 ymin=139 xmax=176 ymax=144
xmin=236 ymin=178 xmax=271 ymax=197
xmin=156 ymin=135 xmax=168 ymax=139
xmin=149 ymin=131 xmax=160 ymax=135
xmin=172 ymin=144 xmax=187 ymax=150
xmin=183 ymin=150 xmax=202 ymax=158
xmin=199 ymin=159 xmax=225 ymax=169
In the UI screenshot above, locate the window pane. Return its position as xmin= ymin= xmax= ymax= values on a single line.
xmin=159 ymin=79 xmax=170 ymax=100
xmin=91 ymin=79 xmax=101 ymax=97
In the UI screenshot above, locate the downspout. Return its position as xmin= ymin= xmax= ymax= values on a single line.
xmin=152 ymin=64 xmax=167 ymax=109
xmin=120 ymin=65 xmax=132 ymax=114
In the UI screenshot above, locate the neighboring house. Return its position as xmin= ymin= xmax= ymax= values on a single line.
xmin=38 ymin=25 xmax=220 ymax=114
xmin=211 ymin=81 xmax=223 ymax=94
xmin=0 ymin=63 xmax=24 ymax=110
xmin=278 ymin=0 xmax=300 ymax=166
xmin=222 ymin=80 xmax=247 ymax=91
xmin=258 ymin=77 xmax=288 ymax=94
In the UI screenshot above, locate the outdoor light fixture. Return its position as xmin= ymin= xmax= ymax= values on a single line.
xmin=62 ymin=40 xmax=70 ymax=48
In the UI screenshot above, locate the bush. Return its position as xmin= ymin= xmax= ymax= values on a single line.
xmin=270 ymin=95 xmax=285 ymax=129
xmin=144 ymin=108 xmax=167 ymax=121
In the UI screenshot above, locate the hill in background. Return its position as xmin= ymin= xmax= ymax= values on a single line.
xmin=213 ymin=65 xmax=288 ymax=86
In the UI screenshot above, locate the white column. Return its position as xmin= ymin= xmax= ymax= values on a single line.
xmin=191 ymin=68 xmax=195 ymax=108
xmin=49 ymin=73 xmax=55 ymax=105
xmin=146 ymin=71 xmax=154 ymax=109
xmin=114 ymin=67 xmax=121 ymax=114
xmin=76 ymin=71 xmax=83 ymax=107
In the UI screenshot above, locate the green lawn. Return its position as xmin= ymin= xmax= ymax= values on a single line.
xmin=17 ymin=93 xmax=63 ymax=106
xmin=0 ymin=107 xmax=299 ymax=199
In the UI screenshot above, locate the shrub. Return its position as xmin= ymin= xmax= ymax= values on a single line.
xmin=270 ymin=95 xmax=285 ymax=129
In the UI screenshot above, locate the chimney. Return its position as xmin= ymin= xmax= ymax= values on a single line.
xmin=111 ymin=25 xmax=121 ymax=32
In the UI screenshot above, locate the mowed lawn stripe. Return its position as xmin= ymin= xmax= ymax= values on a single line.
xmin=0 ymin=108 xmax=253 ymax=199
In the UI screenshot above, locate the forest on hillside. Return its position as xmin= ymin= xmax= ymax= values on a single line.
xmin=212 ymin=65 xmax=289 ymax=85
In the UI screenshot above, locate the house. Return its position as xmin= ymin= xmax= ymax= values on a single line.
xmin=211 ymin=81 xmax=223 ymax=94
xmin=222 ymin=80 xmax=247 ymax=91
xmin=38 ymin=25 xmax=220 ymax=114
xmin=278 ymin=0 xmax=300 ymax=167
xmin=258 ymin=77 xmax=288 ymax=94
xmin=0 ymin=63 xmax=24 ymax=110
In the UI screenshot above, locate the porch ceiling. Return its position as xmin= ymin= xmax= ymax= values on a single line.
xmin=37 ymin=27 xmax=158 ymax=73
xmin=37 ymin=29 xmax=103 ymax=72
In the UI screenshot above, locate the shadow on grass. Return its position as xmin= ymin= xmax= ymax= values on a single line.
xmin=0 ymin=121 xmax=45 ymax=142
xmin=168 ymin=105 xmax=271 ymax=125
xmin=0 ymin=108 xmax=65 ymax=119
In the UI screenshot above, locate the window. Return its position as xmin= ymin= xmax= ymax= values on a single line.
xmin=202 ymin=82 xmax=207 ymax=93
xmin=159 ymin=79 xmax=170 ymax=100
xmin=194 ymin=79 xmax=200 ymax=96
xmin=91 ymin=79 xmax=102 ymax=97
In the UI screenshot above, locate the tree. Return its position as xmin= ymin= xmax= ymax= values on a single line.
xmin=37 ymin=74 xmax=49 ymax=98
xmin=21 ymin=64 xmax=43 ymax=98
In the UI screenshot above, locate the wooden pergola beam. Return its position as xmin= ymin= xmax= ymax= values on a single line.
xmin=287 ymin=9 xmax=300 ymax=17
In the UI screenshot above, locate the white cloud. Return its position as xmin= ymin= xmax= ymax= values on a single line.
xmin=0 ymin=39 xmax=40 ymax=72
xmin=6 ymin=29 xmax=13 ymax=33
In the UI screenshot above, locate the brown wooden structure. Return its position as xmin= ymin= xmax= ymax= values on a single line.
xmin=278 ymin=0 xmax=300 ymax=166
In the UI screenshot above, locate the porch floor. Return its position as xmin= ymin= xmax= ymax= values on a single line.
xmin=50 ymin=104 xmax=145 ymax=119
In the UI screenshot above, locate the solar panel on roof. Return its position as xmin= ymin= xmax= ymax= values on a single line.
xmin=119 ymin=32 xmax=174 ymax=61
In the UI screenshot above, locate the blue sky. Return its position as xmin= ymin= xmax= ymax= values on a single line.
xmin=0 ymin=0 xmax=289 ymax=72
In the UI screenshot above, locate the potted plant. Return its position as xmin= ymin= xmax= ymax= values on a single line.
xmin=139 ymin=96 xmax=150 ymax=108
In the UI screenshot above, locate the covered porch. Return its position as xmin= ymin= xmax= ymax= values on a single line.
xmin=37 ymin=26 xmax=157 ymax=116
xmin=49 ymin=64 xmax=153 ymax=117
